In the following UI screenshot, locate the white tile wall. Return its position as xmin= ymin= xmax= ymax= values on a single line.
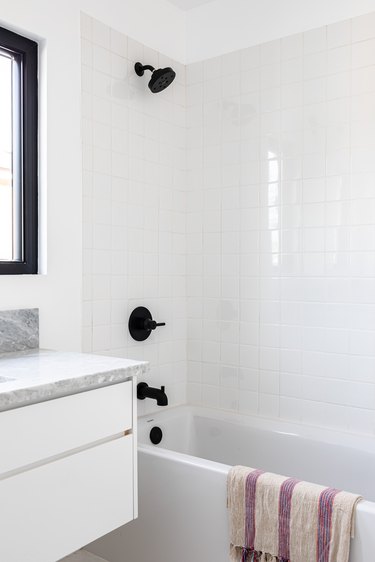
xmin=186 ymin=14 xmax=375 ymax=435
xmin=82 ymin=11 xmax=375 ymax=435
xmin=81 ymin=14 xmax=187 ymax=415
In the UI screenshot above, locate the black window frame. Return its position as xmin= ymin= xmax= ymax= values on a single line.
xmin=0 ymin=25 xmax=38 ymax=275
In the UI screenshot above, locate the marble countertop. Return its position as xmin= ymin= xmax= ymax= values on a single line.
xmin=0 ymin=349 xmax=148 ymax=412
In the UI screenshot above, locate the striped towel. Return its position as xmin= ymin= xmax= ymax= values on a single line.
xmin=227 ymin=466 xmax=362 ymax=562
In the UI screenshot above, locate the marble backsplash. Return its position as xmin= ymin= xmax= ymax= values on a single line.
xmin=0 ymin=309 xmax=39 ymax=353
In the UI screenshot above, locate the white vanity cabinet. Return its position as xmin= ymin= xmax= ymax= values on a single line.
xmin=0 ymin=380 xmax=137 ymax=562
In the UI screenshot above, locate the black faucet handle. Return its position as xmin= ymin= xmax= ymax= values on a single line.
xmin=144 ymin=318 xmax=166 ymax=331
xmin=129 ymin=307 xmax=166 ymax=341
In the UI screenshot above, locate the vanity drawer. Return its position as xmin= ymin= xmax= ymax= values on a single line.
xmin=0 ymin=435 xmax=134 ymax=562
xmin=0 ymin=380 xmax=133 ymax=474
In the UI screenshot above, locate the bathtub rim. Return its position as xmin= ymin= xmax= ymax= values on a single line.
xmin=138 ymin=403 xmax=375 ymax=455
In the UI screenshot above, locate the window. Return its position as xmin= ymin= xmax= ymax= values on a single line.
xmin=0 ymin=26 xmax=38 ymax=274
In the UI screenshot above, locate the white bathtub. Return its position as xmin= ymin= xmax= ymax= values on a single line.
xmin=88 ymin=405 xmax=375 ymax=562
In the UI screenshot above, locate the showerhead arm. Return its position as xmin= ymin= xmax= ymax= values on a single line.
xmin=134 ymin=62 xmax=155 ymax=76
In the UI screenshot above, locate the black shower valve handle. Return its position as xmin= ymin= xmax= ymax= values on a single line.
xmin=129 ymin=306 xmax=166 ymax=341
xmin=144 ymin=318 xmax=166 ymax=331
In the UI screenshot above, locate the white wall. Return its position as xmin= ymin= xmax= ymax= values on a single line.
xmin=186 ymin=13 xmax=375 ymax=436
xmin=81 ymin=15 xmax=187 ymax=413
xmin=0 ymin=1 xmax=83 ymax=351
xmin=0 ymin=0 xmax=185 ymax=352
xmin=186 ymin=0 xmax=375 ymax=62
xmin=80 ymin=0 xmax=186 ymax=63
xmin=3 ymin=0 xmax=375 ymax=420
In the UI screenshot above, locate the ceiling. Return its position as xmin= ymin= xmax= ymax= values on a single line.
xmin=166 ymin=0 xmax=216 ymax=10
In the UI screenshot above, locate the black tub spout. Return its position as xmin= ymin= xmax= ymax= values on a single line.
xmin=137 ymin=383 xmax=168 ymax=406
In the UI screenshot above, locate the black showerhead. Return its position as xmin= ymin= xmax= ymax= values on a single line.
xmin=135 ymin=62 xmax=176 ymax=93
xmin=148 ymin=67 xmax=176 ymax=93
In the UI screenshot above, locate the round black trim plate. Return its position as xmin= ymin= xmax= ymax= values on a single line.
xmin=128 ymin=306 xmax=153 ymax=341
xmin=128 ymin=306 xmax=165 ymax=341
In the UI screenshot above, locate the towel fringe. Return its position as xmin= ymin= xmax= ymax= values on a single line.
xmin=234 ymin=546 xmax=290 ymax=562
xmin=239 ymin=548 xmax=284 ymax=562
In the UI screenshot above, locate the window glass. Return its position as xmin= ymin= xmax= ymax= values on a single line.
xmin=0 ymin=52 xmax=13 ymax=261
xmin=0 ymin=26 xmax=38 ymax=275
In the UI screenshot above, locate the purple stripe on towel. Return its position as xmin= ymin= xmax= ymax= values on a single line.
xmin=244 ymin=469 xmax=264 ymax=550
xmin=317 ymin=487 xmax=340 ymax=562
xmin=278 ymin=478 xmax=300 ymax=561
